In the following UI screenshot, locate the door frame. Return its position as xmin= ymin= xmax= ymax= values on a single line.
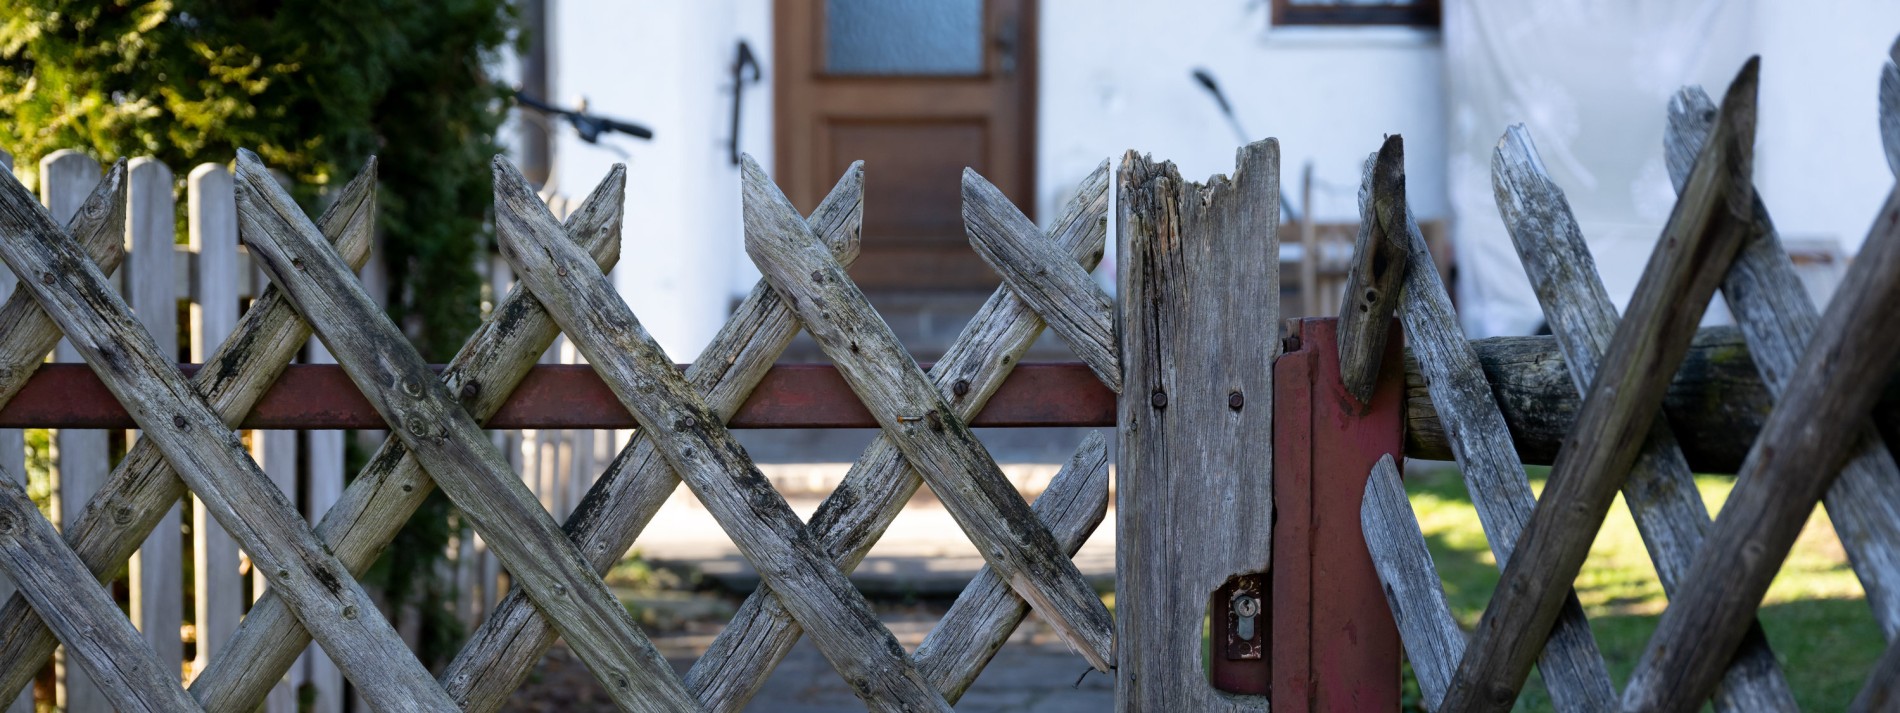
xmin=772 ymin=0 xmax=1039 ymax=223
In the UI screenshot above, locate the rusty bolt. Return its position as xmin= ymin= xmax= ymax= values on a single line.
xmin=1229 ymin=391 xmax=1245 ymax=410
xmin=1150 ymin=390 xmax=1168 ymax=409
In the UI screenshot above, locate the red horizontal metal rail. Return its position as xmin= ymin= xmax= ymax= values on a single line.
xmin=0 ymin=362 xmax=1115 ymax=429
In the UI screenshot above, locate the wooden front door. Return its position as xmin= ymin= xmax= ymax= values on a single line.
xmin=775 ymin=0 xmax=1037 ymax=292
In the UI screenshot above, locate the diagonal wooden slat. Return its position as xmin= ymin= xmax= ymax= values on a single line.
xmin=1360 ymin=454 xmax=1464 ymax=709
xmin=439 ymin=163 xmax=867 ymax=713
xmin=1856 ymin=55 xmax=1900 ymax=713
xmin=231 ymin=150 xmax=698 ymax=713
xmin=1442 ymin=58 xmax=1760 ymax=712
xmin=1492 ymin=124 xmax=1797 ymax=710
xmin=1620 ymin=136 xmax=1900 ymax=713
xmin=0 ymin=161 xmax=127 ymax=404
xmin=190 ymin=166 xmax=627 ymax=712
xmin=962 ymin=169 xmax=1120 ymax=392
xmin=683 ymin=160 xmax=1110 ymax=712
xmin=1883 ymin=36 xmax=1899 ymax=179
xmin=0 ymin=472 xmax=197 ymax=713
xmin=1337 ymin=135 xmax=1410 ymax=404
xmin=0 ymin=164 xmax=453 ymax=710
xmin=744 ymin=157 xmax=1116 ymax=672
xmin=1379 ymin=147 xmax=1617 ymax=707
xmin=1667 ymin=85 xmax=1900 ymax=641
xmin=910 ymin=430 xmax=1111 ymax=701
xmin=491 ymin=158 xmax=952 ymax=712
xmin=0 ymin=163 xmax=375 ymax=705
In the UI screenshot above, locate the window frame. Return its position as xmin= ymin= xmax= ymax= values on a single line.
xmin=1270 ymin=0 xmax=1441 ymax=28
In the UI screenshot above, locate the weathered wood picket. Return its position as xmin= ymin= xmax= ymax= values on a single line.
xmin=1369 ymin=48 xmax=1900 ymax=713
xmin=2 ymin=40 xmax=1900 ymax=713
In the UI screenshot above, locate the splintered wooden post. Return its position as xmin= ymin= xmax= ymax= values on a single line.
xmin=1441 ymin=57 xmax=1761 ymax=713
xmin=0 ymin=164 xmax=376 ymax=707
xmin=1621 ymin=149 xmax=1900 ymax=713
xmin=1492 ymin=124 xmax=1797 ymax=710
xmin=1337 ymin=135 xmax=1410 ymax=405
xmin=1116 ymin=142 xmax=1277 ymax=710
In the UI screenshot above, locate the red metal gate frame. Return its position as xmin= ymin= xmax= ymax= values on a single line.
xmin=1264 ymin=317 xmax=1403 ymax=708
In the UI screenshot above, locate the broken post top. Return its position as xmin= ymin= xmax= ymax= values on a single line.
xmin=1338 ymin=134 xmax=1411 ymax=405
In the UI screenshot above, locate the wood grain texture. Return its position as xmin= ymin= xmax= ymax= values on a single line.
xmin=1361 ymin=454 xmax=1464 ymax=710
xmin=683 ymin=161 xmax=1109 ymax=712
xmin=1338 ymin=134 xmax=1410 ymax=404
xmin=1115 ymin=143 xmax=1276 ymax=712
xmin=963 ymin=168 xmax=1120 ymax=392
xmin=39 ymin=151 xmax=113 ymax=713
xmin=1491 ymin=124 xmax=1796 ymax=711
xmin=1442 ymin=58 xmax=1760 ymax=713
xmin=912 ymin=431 xmax=1110 ymax=701
xmin=0 ymin=148 xmax=18 ymax=713
xmin=192 ymin=162 xmax=627 ymax=713
xmin=0 ymin=160 xmax=452 ymax=711
xmin=1668 ymin=85 xmax=1900 ymax=641
xmin=1883 ymin=36 xmax=1899 ymax=180
xmin=496 ymin=157 xmax=951 ymax=712
xmin=1387 ymin=150 xmax=1617 ymax=710
xmin=125 ymin=157 xmax=185 ymax=682
xmin=0 ymin=162 xmax=376 ymax=706
xmin=232 ymin=150 xmax=694 ymax=713
xmin=1620 ymin=154 xmax=1900 ymax=713
xmin=440 ymin=162 xmax=867 ymax=713
xmin=0 ymin=474 xmax=197 ymax=713
xmin=1853 ymin=629 xmax=1900 ymax=713
xmin=746 ymin=156 xmax=1115 ymax=672
xmin=300 ymin=339 xmax=345 ymax=713
xmin=1857 ymin=47 xmax=1900 ymax=712
xmin=186 ymin=162 xmax=244 ymax=678
xmin=1401 ymin=327 xmax=1882 ymax=472
xmin=0 ymin=159 xmax=126 ymax=405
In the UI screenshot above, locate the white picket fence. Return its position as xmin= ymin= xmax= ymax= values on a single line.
xmin=0 ymin=149 xmax=613 ymax=713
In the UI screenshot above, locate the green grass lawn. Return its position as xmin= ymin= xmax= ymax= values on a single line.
xmin=1404 ymin=464 xmax=1885 ymax=711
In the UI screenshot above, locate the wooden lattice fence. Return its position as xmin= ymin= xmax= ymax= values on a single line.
xmin=0 ymin=132 xmax=1127 ymax=711
xmin=1364 ymin=51 xmax=1900 ymax=713
xmin=1 ymin=43 xmax=1900 ymax=713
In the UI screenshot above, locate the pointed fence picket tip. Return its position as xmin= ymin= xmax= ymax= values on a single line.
xmin=1439 ymin=55 xmax=1761 ymax=713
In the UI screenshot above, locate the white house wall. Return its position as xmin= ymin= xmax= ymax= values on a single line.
xmin=546 ymin=1 xmax=1900 ymax=354
xmin=549 ymin=0 xmax=1448 ymax=360
xmin=552 ymin=0 xmax=744 ymax=362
